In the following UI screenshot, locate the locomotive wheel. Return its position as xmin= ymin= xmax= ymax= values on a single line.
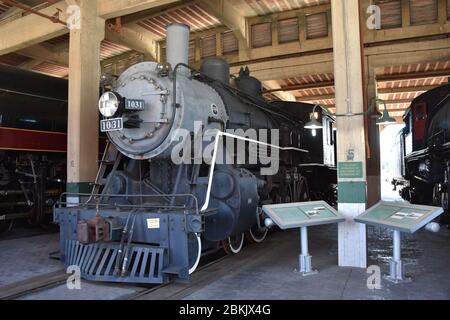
xmin=245 ymin=225 xmax=268 ymax=244
xmin=245 ymin=208 xmax=268 ymax=244
xmin=188 ymin=233 xmax=202 ymax=275
xmin=223 ymin=233 xmax=244 ymax=255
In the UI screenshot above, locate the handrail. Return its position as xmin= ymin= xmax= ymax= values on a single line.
xmin=56 ymin=192 xmax=199 ymax=215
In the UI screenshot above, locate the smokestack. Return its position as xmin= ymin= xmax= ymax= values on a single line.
xmin=166 ymin=23 xmax=190 ymax=70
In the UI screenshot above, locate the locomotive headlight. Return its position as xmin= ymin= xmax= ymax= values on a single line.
xmin=99 ymin=92 xmax=121 ymax=117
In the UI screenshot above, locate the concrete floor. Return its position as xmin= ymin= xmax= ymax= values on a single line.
xmin=0 ymin=233 xmax=61 ymax=286
xmin=1 ymin=223 xmax=450 ymax=300
xmin=183 ymin=225 xmax=450 ymax=300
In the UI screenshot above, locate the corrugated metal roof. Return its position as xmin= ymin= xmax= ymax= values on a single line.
xmin=100 ymin=40 xmax=132 ymax=60
xmin=45 ymin=35 xmax=132 ymax=60
xmin=268 ymin=60 xmax=450 ymax=117
xmin=376 ymin=61 xmax=450 ymax=114
xmin=0 ymin=52 xmax=31 ymax=66
xmin=378 ymin=61 xmax=450 ymax=76
xmin=378 ymin=77 xmax=449 ymax=90
xmin=31 ymin=62 xmax=68 ymax=78
xmin=137 ymin=3 xmax=221 ymax=38
xmin=244 ymin=0 xmax=330 ymax=16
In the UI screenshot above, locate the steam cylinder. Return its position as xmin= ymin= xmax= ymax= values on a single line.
xmin=166 ymin=23 xmax=190 ymax=69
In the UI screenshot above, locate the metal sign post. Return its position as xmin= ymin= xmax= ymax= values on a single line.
xmin=299 ymin=226 xmax=318 ymax=276
xmin=386 ymin=230 xmax=407 ymax=283
xmin=263 ymin=201 xmax=345 ymax=276
xmin=355 ymin=201 xmax=444 ymax=283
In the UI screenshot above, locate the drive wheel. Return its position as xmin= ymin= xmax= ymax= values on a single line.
xmin=246 ymin=225 xmax=268 ymax=244
xmin=245 ymin=207 xmax=268 ymax=244
xmin=188 ymin=233 xmax=202 ymax=275
xmin=223 ymin=233 xmax=244 ymax=255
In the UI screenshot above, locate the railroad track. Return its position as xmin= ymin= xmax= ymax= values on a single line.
xmin=0 ymin=240 xmax=266 ymax=300
xmin=0 ymin=247 xmax=230 ymax=300
xmin=0 ymin=269 xmax=68 ymax=300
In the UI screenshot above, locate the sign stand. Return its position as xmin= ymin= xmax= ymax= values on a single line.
xmin=385 ymin=230 xmax=411 ymax=283
xmin=262 ymin=201 xmax=345 ymax=276
xmin=299 ymin=226 xmax=318 ymax=276
xmin=355 ymin=201 xmax=443 ymax=284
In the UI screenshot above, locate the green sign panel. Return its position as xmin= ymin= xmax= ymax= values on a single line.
xmin=355 ymin=201 xmax=444 ymax=233
xmin=262 ymin=201 xmax=345 ymax=230
xmin=338 ymin=162 xmax=363 ymax=179
xmin=338 ymin=182 xmax=366 ymax=203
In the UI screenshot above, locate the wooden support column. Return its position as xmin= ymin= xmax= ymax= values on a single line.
xmin=332 ymin=0 xmax=367 ymax=268
xmin=67 ymin=0 xmax=105 ymax=198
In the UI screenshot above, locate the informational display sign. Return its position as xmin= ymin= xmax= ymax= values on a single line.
xmin=262 ymin=201 xmax=345 ymax=230
xmin=354 ymin=201 xmax=444 ymax=233
xmin=338 ymin=162 xmax=363 ymax=179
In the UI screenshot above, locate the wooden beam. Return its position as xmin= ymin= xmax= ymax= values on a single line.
xmin=297 ymin=94 xmax=335 ymax=101
xmin=262 ymin=80 xmax=297 ymax=102
xmin=230 ymin=52 xmax=334 ymax=81
xmin=0 ymin=2 xmax=68 ymax=55
xmin=264 ymin=81 xmax=335 ymax=93
xmin=97 ymin=0 xmax=182 ymax=20
xmin=105 ymin=24 xmax=158 ymax=60
xmin=384 ymin=99 xmax=413 ymax=104
xmin=378 ymin=85 xmax=441 ymax=94
xmin=385 ymin=108 xmax=410 ymax=112
xmin=0 ymin=0 xmax=181 ymax=55
xmin=17 ymin=44 xmax=69 ymax=66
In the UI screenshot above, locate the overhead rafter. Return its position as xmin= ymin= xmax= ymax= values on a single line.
xmin=0 ymin=0 xmax=182 ymax=55
xmin=264 ymin=81 xmax=335 ymax=93
xmin=17 ymin=43 xmax=69 ymax=66
xmin=105 ymin=23 xmax=158 ymax=60
xmin=262 ymin=81 xmax=297 ymax=102
xmin=98 ymin=0 xmax=181 ymax=20
xmin=377 ymin=85 xmax=442 ymax=94
xmin=297 ymin=94 xmax=335 ymax=101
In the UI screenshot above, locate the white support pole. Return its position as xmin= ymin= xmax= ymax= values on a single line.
xmin=387 ymin=230 xmax=406 ymax=282
xmin=393 ymin=230 xmax=401 ymax=262
xmin=299 ymin=226 xmax=317 ymax=276
xmin=301 ymin=226 xmax=309 ymax=256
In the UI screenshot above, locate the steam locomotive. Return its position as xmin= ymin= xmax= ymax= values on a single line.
xmin=0 ymin=65 xmax=68 ymax=234
xmin=55 ymin=23 xmax=337 ymax=284
xmin=394 ymin=83 xmax=450 ymax=220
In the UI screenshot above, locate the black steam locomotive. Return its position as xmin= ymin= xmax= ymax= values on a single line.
xmin=394 ymin=83 xmax=450 ymax=220
xmin=54 ymin=23 xmax=337 ymax=284
xmin=0 ymin=65 xmax=68 ymax=234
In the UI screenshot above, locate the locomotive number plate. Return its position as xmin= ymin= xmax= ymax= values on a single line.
xmin=101 ymin=118 xmax=123 ymax=132
xmin=125 ymin=99 xmax=145 ymax=111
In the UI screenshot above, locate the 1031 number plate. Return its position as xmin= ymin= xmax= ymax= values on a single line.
xmin=101 ymin=118 xmax=123 ymax=132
